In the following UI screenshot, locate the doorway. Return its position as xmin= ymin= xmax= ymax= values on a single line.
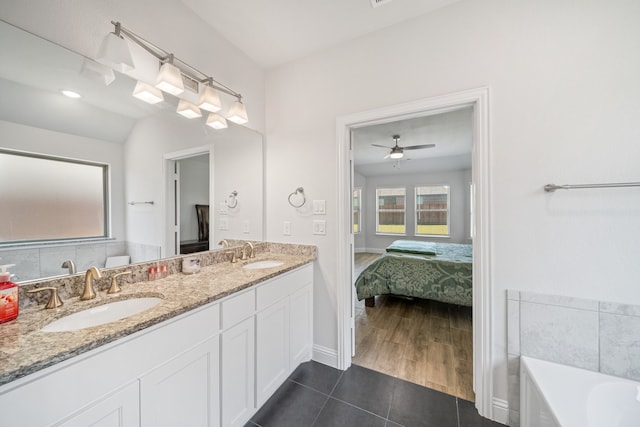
xmin=336 ymin=87 xmax=493 ymax=418
xmin=350 ymin=107 xmax=474 ymax=400
xmin=163 ymin=146 xmax=214 ymax=257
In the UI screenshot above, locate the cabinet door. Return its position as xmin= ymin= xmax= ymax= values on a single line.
xmin=290 ymin=283 xmax=313 ymax=368
xmin=256 ymin=298 xmax=290 ymax=406
xmin=221 ymin=317 xmax=255 ymax=427
xmin=141 ymin=336 xmax=220 ymax=427
xmin=54 ymin=382 xmax=139 ymax=427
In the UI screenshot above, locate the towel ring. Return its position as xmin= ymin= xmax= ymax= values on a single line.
xmin=226 ymin=190 xmax=238 ymax=208
xmin=288 ymin=187 xmax=306 ymax=208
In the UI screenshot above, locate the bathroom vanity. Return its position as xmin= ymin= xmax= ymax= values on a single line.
xmin=0 ymin=245 xmax=315 ymax=427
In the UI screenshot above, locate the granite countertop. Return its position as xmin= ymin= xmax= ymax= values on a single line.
xmin=0 ymin=247 xmax=315 ymax=387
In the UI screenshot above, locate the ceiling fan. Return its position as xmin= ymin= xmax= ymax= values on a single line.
xmin=371 ymin=135 xmax=435 ymax=159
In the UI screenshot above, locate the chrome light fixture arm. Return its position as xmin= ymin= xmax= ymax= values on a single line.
xmin=110 ymin=21 xmax=242 ymax=100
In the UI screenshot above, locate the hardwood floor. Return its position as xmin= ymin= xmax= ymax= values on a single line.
xmin=352 ymin=252 xmax=475 ymax=401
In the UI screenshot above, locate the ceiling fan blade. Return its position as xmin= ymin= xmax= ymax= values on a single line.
xmin=403 ymin=144 xmax=436 ymax=150
xmin=383 ymin=153 xmax=391 ymax=159
xmin=371 ymin=143 xmax=392 ymax=149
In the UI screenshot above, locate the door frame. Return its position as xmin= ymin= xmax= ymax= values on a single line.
xmin=335 ymin=87 xmax=493 ymax=417
xmin=163 ymin=145 xmax=214 ymax=257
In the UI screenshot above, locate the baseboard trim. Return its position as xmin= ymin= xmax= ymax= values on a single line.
xmin=312 ymin=344 xmax=339 ymax=369
xmin=492 ymin=397 xmax=509 ymax=424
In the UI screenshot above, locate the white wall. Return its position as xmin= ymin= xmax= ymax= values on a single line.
xmin=125 ymin=114 xmax=263 ymax=254
xmin=264 ymin=0 xmax=640 ymax=412
xmin=357 ymin=168 xmax=471 ymax=252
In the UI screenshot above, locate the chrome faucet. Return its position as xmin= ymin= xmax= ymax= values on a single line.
xmin=61 ymin=260 xmax=76 ymax=274
xmin=81 ymin=266 xmax=102 ymax=300
xmin=241 ymin=242 xmax=255 ymax=260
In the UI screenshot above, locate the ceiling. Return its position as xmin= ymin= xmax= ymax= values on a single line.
xmin=353 ymin=107 xmax=473 ymax=177
xmin=180 ymin=0 xmax=461 ymax=69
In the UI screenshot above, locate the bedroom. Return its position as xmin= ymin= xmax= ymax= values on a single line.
xmin=351 ymin=106 xmax=474 ymax=399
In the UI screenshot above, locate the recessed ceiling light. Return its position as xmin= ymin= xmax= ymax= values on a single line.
xmin=61 ymin=90 xmax=81 ymax=99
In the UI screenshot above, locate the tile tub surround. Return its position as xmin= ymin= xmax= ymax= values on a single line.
xmin=506 ymin=290 xmax=640 ymax=426
xmin=0 ymin=242 xmax=316 ymax=386
xmin=0 ymin=239 xmax=160 ymax=282
xmin=248 ymin=361 xmax=504 ymax=427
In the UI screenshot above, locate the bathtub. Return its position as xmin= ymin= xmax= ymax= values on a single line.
xmin=520 ymin=356 xmax=640 ymax=427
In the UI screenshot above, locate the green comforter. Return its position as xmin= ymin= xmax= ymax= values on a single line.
xmin=355 ymin=243 xmax=472 ymax=306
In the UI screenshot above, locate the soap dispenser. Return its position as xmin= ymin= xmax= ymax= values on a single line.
xmin=0 ymin=264 xmax=19 ymax=323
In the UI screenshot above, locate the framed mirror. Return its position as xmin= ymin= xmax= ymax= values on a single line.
xmin=0 ymin=20 xmax=264 ymax=283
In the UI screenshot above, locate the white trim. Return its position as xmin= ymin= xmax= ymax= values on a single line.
xmin=492 ymin=398 xmax=509 ymax=425
xmin=336 ymin=87 xmax=493 ymax=418
xmin=312 ymin=344 xmax=339 ymax=368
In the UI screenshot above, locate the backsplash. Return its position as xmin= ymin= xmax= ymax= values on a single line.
xmin=507 ymin=290 xmax=640 ymax=426
xmin=15 ymin=241 xmax=317 ymax=310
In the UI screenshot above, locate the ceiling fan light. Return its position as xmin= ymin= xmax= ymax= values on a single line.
xmin=390 ymin=151 xmax=403 ymax=159
xmin=176 ymin=99 xmax=202 ymax=119
xmin=132 ymin=81 xmax=164 ymax=104
xmin=155 ymin=62 xmax=184 ymax=95
xmin=206 ymin=112 xmax=228 ymax=129
xmin=227 ymin=99 xmax=248 ymax=124
xmin=198 ymin=85 xmax=222 ymax=112
xmin=96 ymin=32 xmax=135 ymax=72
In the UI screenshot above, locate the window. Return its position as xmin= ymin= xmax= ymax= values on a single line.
xmin=352 ymin=188 xmax=361 ymax=234
xmin=0 ymin=150 xmax=109 ymax=244
xmin=376 ymin=187 xmax=405 ymax=235
xmin=415 ymin=185 xmax=450 ymax=237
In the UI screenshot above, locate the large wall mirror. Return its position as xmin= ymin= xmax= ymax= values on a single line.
xmin=0 ymin=20 xmax=264 ymax=283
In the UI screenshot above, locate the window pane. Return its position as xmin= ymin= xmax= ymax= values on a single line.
xmin=376 ymin=187 xmax=405 ymax=234
xmin=352 ymin=188 xmax=361 ymax=234
xmin=416 ymin=185 xmax=449 ymax=236
xmin=0 ymin=150 xmax=108 ymax=243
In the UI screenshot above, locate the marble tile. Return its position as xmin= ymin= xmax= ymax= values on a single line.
xmin=600 ymin=313 xmax=640 ymax=381
xmin=599 ymin=301 xmax=640 ymax=317
xmin=520 ymin=291 xmax=598 ymax=311
xmin=508 ymin=355 xmax=520 ymax=412
xmin=39 ymin=246 xmax=76 ymax=278
xmin=509 ymin=409 xmax=520 ymax=427
xmin=0 ymin=248 xmax=40 ymax=282
xmin=520 ymin=302 xmax=599 ymax=370
xmin=507 ymin=299 xmax=520 ymax=355
xmin=106 ymin=241 xmax=127 ymax=257
xmin=76 ymin=243 xmax=108 ymax=270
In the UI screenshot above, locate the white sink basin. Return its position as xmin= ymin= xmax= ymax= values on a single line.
xmin=41 ymin=297 xmax=162 ymax=332
xmin=242 ymin=260 xmax=284 ymax=270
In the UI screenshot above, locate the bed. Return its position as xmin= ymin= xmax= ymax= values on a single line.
xmin=355 ymin=240 xmax=472 ymax=307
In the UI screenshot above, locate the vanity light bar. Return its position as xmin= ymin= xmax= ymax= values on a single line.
xmin=100 ymin=21 xmax=248 ymax=126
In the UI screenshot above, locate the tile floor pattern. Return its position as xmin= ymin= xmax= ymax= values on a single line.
xmin=246 ymin=361 xmax=504 ymax=427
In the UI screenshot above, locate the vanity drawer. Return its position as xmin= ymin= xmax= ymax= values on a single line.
xmin=221 ymin=289 xmax=255 ymax=329
xmin=257 ymin=264 xmax=313 ymax=311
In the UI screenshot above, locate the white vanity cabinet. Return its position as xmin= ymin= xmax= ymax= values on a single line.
xmin=0 ymin=300 xmax=221 ymax=427
xmin=220 ymin=289 xmax=256 ymax=427
xmin=0 ymin=262 xmax=314 ymax=427
xmin=255 ymin=265 xmax=313 ymax=406
xmin=56 ymin=381 xmax=140 ymax=427
xmin=140 ymin=336 xmax=220 ymax=427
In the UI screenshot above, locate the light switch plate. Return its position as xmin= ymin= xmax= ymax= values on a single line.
xmin=313 ymin=220 xmax=326 ymax=235
xmin=219 ymin=202 xmax=228 ymax=214
xmin=312 ymin=200 xmax=326 ymax=215
xmin=283 ymin=221 xmax=291 ymax=236
xmin=219 ymin=217 xmax=229 ymax=230
xmin=242 ymin=221 xmax=249 ymax=234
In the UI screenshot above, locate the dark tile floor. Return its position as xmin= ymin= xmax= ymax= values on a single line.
xmin=246 ymin=361 xmax=504 ymax=427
